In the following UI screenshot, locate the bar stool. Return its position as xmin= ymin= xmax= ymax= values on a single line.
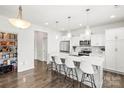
xmin=80 ymin=57 xmax=103 ymax=88
xmin=65 ymin=56 xmax=78 ymax=87
xmin=46 ymin=54 xmax=57 ymax=71
xmin=54 ymin=56 xmax=67 ymax=81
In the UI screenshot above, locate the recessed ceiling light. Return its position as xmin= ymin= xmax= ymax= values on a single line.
xmin=110 ymin=15 xmax=116 ymax=19
xmin=79 ymin=24 xmax=82 ymax=26
xmin=45 ymin=22 xmax=49 ymax=25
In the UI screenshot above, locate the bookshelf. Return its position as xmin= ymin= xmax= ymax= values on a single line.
xmin=0 ymin=32 xmax=17 ymax=73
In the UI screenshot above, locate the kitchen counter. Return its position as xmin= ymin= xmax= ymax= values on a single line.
xmin=58 ymin=53 xmax=104 ymax=67
xmin=50 ymin=52 xmax=104 ymax=88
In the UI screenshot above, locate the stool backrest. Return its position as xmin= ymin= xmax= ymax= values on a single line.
xmin=47 ymin=54 xmax=53 ymax=64
xmin=80 ymin=56 xmax=104 ymax=74
xmin=54 ymin=56 xmax=62 ymax=64
xmin=65 ymin=56 xmax=75 ymax=68
xmin=80 ymin=57 xmax=94 ymax=74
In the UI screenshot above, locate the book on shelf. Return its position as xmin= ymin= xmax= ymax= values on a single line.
xmin=0 ymin=32 xmax=17 ymax=71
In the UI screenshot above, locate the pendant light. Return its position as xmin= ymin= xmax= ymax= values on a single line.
xmin=67 ymin=16 xmax=72 ymax=38
xmin=85 ymin=9 xmax=91 ymax=36
xmin=9 ymin=5 xmax=31 ymax=29
xmin=55 ymin=21 xmax=59 ymax=39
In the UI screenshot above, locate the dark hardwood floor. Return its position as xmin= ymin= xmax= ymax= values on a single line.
xmin=0 ymin=60 xmax=124 ymax=88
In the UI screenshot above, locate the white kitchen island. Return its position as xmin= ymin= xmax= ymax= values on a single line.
xmin=50 ymin=52 xmax=104 ymax=88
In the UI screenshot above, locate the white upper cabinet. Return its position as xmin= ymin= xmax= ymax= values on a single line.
xmin=91 ymin=34 xmax=105 ymax=46
xmin=106 ymin=27 xmax=124 ymax=41
xmin=105 ymin=30 xmax=116 ymax=41
xmin=71 ymin=35 xmax=91 ymax=46
xmin=61 ymin=36 xmax=70 ymax=41
xmin=71 ymin=37 xmax=80 ymax=46
xmin=116 ymin=28 xmax=124 ymax=40
xmin=80 ymin=34 xmax=90 ymax=40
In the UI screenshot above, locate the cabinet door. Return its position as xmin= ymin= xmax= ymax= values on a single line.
xmin=91 ymin=35 xmax=105 ymax=46
xmin=91 ymin=35 xmax=98 ymax=46
xmin=116 ymin=39 xmax=124 ymax=72
xmin=80 ymin=34 xmax=90 ymax=40
xmin=106 ymin=28 xmax=124 ymax=41
xmin=106 ymin=30 xmax=116 ymax=41
xmin=116 ymin=28 xmax=124 ymax=40
xmin=105 ymin=41 xmax=116 ymax=71
xmin=71 ymin=37 xmax=79 ymax=46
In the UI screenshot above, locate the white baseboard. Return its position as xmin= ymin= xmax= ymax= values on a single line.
xmin=103 ymin=68 xmax=124 ymax=75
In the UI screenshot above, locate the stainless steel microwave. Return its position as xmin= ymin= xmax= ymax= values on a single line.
xmin=80 ymin=40 xmax=91 ymax=46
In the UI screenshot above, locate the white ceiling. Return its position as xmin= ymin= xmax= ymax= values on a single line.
xmin=0 ymin=5 xmax=124 ymax=31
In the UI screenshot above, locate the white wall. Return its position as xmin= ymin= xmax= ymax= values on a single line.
xmin=61 ymin=21 xmax=124 ymax=36
xmin=18 ymin=30 xmax=34 ymax=72
xmin=0 ymin=15 xmax=60 ymax=72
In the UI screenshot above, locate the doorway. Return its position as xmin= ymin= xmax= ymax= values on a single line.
xmin=34 ymin=31 xmax=48 ymax=62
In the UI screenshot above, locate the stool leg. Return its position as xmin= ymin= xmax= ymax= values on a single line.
xmin=74 ymin=68 xmax=79 ymax=87
xmin=71 ymin=68 xmax=74 ymax=87
xmin=59 ymin=65 xmax=61 ymax=73
xmin=46 ymin=63 xmax=48 ymax=71
xmin=80 ymin=73 xmax=85 ymax=88
xmin=63 ymin=64 xmax=67 ymax=75
xmin=89 ymin=74 xmax=94 ymax=88
xmin=67 ymin=68 xmax=69 ymax=75
xmin=63 ymin=64 xmax=67 ymax=82
xmin=55 ymin=63 xmax=58 ymax=71
xmin=91 ymin=74 xmax=96 ymax=88
xmin=57 ymin=65 xmax=61 ymax=80
xmin=68 ymin=68 xmax=71 ymax=78
xmin=56 ymin=64 xmax=59 ymax=79
xmin=51 ymin=62 xmax=55 ymax=75
xmin=74 ymin=68 xmax=78 ymax=81
xmin=51 ymin=62 xmax=53 ymax=70
xmin=46 ymin=62 xmax=52 ymax=71
xmin=59 ymin=65 xmax=62 ymax=81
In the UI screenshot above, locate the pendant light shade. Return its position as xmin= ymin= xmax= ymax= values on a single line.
xmin=55 ymin=21 xmax=59 ymax=39
xmin=85 ymin=9 xmax=91 ymax=36
xmin=9 ymin=6 xmax=31 ymax=29
xmin=9 ymin=18 xmax=31 ymax=29
xmin=67 ymin=16 xmax=72 ymax=38
xmin=85 ymin=25 xmax=91 ymax=36
xmin=67 ymin=32 xmax=71 ymax=38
